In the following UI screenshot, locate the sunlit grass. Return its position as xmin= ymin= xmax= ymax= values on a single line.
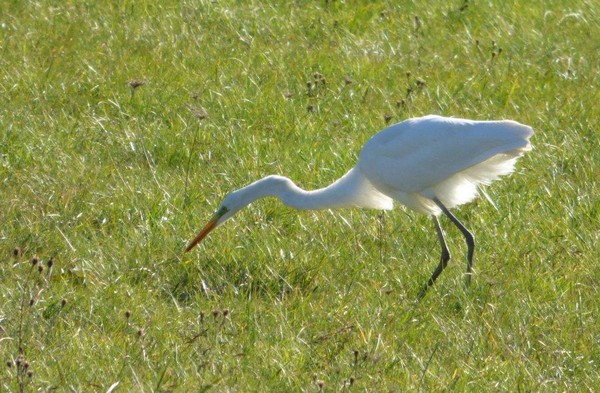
xmin=1 ymin=0 xmax=599 ymax=391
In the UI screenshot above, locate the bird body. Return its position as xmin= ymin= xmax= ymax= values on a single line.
xmin=358 ymin=115 xmax=533 ymax=214
xmin=185 ymin=115 xmax=534 ymax=296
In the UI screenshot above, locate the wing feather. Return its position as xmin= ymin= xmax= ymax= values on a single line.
xmin=359 ymin=115 xmax=533 ymax=195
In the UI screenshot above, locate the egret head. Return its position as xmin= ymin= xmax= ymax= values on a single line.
xmin=184 ymin=176 xmax=294 ymax=253
xmin=184 ymin=191 xmax=245 ymax=253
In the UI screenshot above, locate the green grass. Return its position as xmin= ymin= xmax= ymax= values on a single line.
xmin=1 ymin=0 xmax=599 ymax=391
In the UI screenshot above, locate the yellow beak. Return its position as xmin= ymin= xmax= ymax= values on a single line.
xmin=185 ymin=217 xmax=219 ymax=253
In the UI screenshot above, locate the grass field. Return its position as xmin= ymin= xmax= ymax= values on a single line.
xmin=1 ymin=0 xmax=599 ymax=391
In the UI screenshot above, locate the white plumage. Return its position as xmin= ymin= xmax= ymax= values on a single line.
xmin=185 ymin=115 xmax=534 ymax=297
xmin=358 ymin=115 xmax=533 ymax=213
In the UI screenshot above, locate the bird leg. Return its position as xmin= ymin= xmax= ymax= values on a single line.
xmin=418 ymin=215 xmax=450 ymax=299
xmin=433 ymin=197 xmax=475 ymax=286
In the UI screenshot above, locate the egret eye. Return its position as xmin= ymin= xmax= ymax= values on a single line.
xmin=216 ymin=206 xmax=229 ymax=218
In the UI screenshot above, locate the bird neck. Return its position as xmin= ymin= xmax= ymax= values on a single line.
xmin=235 ymin=167 xmax=392 ymax=211
xmin=234 ymin=169 xmax=358 ymax=211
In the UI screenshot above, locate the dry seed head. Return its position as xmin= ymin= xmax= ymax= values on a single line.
xmin=13 ymin=247 xmax=21 ymax=257
xmin=128 ymin=80 xmax=144 ymax=89
xmin=212 ymin=309 xmax=219 ymax=319
xmin=185 ymin=103 xmax=208 ymax=120
xmin=27 ymin=370 xmax=33 ymax=378
xmin=31 ymin=257 xmax=39 ymax=266
xmin=313 ymin=73 xmax=326 ymax=85
xmin=223 ymin=309 xmax=229 ymax=317
xmin=47 ymin=258 xmax=53 ymax=268
xmin=317 ymin=380 xmax=325 ymax=390
xmin=125 ymin=310 xmax=132 ymax=319
xmin=414 ymin=15 xmax=421 ymax=30
xmin=38 ymin=265 xmax=43 ymax=273
xmin=61 ymin=299 xmax=67 ymax=307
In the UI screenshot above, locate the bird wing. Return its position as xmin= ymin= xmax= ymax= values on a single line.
xmin=358 ymin=115 xmax=533 ymax=193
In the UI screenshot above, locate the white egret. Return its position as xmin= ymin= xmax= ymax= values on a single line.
xmin=185 ymin=115 xmax=534 ymax=297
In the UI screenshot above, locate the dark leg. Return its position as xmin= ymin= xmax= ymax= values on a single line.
xmin=433 ymin=197 xmax=475 ymax=286
xmin=418 ymin=215 xmax=451 ymax=299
